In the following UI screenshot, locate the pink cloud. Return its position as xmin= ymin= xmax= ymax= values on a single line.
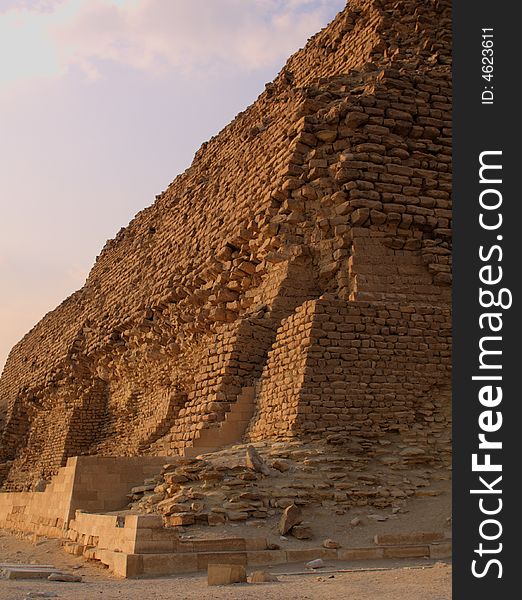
xmin=50 ymin=0 xmax=344 ymax=78
xmin=0 ymin=1 xmax=345 ymax=88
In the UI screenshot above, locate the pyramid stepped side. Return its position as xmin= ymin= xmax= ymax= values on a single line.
xmin=180 ymin=386 xmax=256 ymax=458
xmin=0 ymin=0 xmax=452 ymax=489
xmin=246 ymin=297 xmax=451 ymax=467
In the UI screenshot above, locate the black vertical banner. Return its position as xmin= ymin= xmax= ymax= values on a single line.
xmin=453 ymin=2 xmax=520 ymax=597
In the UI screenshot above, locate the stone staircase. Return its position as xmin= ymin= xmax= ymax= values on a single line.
xmin=64 ymin=511 xmax=452 ymax=578
xmin=182 ymin=386 xmax=255 ymax=458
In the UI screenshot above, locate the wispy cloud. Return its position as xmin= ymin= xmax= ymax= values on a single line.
xmin=0 ymin=0 xmax=343 ymax=88
xmin=0 ymin=1 xmax=66 ymax=15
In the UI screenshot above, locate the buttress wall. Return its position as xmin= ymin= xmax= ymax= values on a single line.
xmin=248 ymin=297 xmax=451 ymax=468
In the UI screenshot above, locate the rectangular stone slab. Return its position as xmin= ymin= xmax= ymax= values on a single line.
xmin=2 ymin=567 xmax=64 ymax=580
xmin=374 ymin=532 xmax=445 ymax=546
xmin=0 ymin=563 xmax=56 ymax=569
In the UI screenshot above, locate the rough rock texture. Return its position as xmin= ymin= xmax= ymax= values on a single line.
xmin=125 ymin=439 xmax=449 ymax=528
xmin=0 ymin=0 xmax=452 ymax=490
xmin=279 ymin=504 xmax=303 ymax=535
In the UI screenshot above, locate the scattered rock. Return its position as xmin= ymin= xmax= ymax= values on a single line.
xmin=367 ymin=514 xmax=388 ymax=522
xmin=226 ymin=510 xmax=249 ymax=521
xmin=208 ymin=513 xmax=226 ymax=526
xmin=48 ymin=572 xmax=82 ymax=582
xmin=271 ymin=459 xmax=290 ymax=472
xmin=323 ymin=538 xmax=340 ymax=549
xmin=278 ymin=503 xmax=302 ymax=535
xmin=292 ymin=524 xmax=313 ymax=540
xmin=157 ymin=499 xmax=190 ymax=515
xmin=246 ymin=446 xmax=271 ymax=475
xmin=306 ymin=558 xmax=325 ymax=569
xmin=130 ymin=484 xmax=156 ymax=494
xmin=123 ymin=439 xmax=445 ymax=541
xmin=164 ymin=473 xmax=189 ymax=484
xmin=164 ymin=513 xmax=195 ymax=527
xmin=249 ymin=570 xmax=280 ymax=583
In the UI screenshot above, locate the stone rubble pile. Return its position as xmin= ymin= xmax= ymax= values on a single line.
xmin=127 ymin=439 xmax=446 ymax=535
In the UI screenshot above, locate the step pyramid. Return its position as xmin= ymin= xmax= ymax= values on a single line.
xmin=0 ymin=0 xmax=452 ymax=489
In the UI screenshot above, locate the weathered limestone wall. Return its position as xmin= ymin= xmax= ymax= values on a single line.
xmin=0 ymin=0 xmax=452 ymax=488
xmin=276 ymin=0 xmax=451 ymax=89
xmin=347 ymin=229 xmax=451 ymax=303
xmin=148 ymin=256 xmax=320 ymax=455
xmin=249 ymin=297 xmax=451 ymax=467
xmin=0 ymin=457 xmax=77 ymax=537
xmin=0 ymin=456 xmax=166 ymax=536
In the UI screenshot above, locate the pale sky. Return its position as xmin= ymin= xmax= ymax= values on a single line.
xmin=0 ymin=0 xmax=345 ymax=372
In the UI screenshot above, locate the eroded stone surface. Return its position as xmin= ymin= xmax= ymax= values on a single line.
xmin=0 ymin=0 xmax=452 ymax=492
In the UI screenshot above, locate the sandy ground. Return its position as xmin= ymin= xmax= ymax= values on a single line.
xmin=0 ymin=464 xmax=452 ymax=598
xmin=0 ymin=562 xmax=452 ymax=600
xmin=0 ymin=529 xmax=451 ymax=599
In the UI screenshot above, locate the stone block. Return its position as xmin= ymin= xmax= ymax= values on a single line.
xmin=337 ymin=547 xmax=384 ymax=560
xmin=197 ymin=552 xmax=248 ymax=570
xmin=63 ymin=542 xmax=85 ymax=556
xmin=245 ymin=537 xmax=267 ymax=551
xmin=165 ymin=514 xmax=195 ymax=527
xmin=249 ymin=570 xmax=279 ymax=583
xmin=141 ymin=553 xmax=198 ymax=575
xmin=374 ymin=532 xmax=445 ymax=546
xmin=133 ymin=540 xmax=176 ymax=553
xmin=125 ymin=514 xmax=163 ymax=529
xmin=2 ymin=566 xmax=58 ymax=580
xmin=429 ymin=541 xmax=452 ymax=559
xmin=208 ymin=513 xmax=226 ymax=526
xmin=246 ymin=550 xmax=287 ymax=566
xmin=207 ymin=563 xmax=247 ymax=586
xmin=382 ymin=545 xmax=430 ymax=559
xmin=183 ymin=538 xmax=246 ymax=552
xmin=48 ymin=572 xmax=82 ymax=582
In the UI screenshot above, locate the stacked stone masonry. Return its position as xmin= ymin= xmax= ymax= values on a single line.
xmin=0 ymin=0 xmax=452 ymax=489
xmin=248 ymin=298 xmax=451 ymax=467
